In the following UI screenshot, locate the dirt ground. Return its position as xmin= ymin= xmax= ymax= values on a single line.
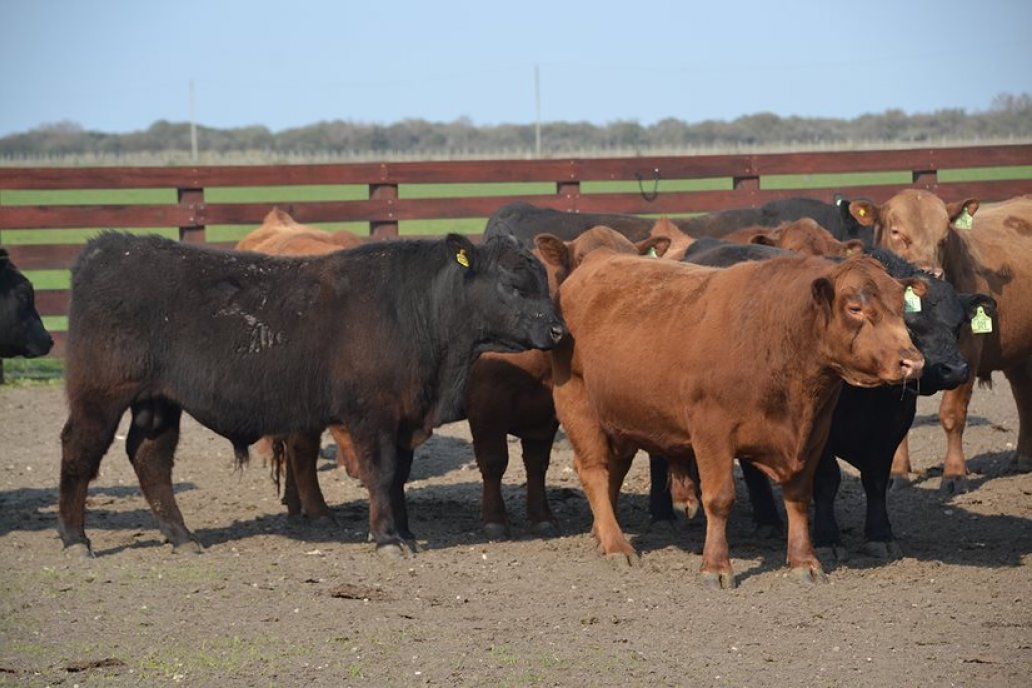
xmin=1 ymin=380 xmax=1030 ymax=687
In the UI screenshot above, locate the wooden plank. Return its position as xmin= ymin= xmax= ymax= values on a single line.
xmin=2 ymin=144 xmax=1028 ymax=190
xmin=34 ymin=290 xmax=70 ymax=316
xmin=0 ymin=204 xmax=193 ymax=229
xmin=4 ymin=244 xmax=82 ymax=269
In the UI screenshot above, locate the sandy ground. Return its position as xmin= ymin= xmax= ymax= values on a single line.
xmin=1 ymin=380 xmax=1030 ymax=687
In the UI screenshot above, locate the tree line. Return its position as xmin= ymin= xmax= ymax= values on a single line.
xmin=3 ymin=93 xmax=1029 ymax=159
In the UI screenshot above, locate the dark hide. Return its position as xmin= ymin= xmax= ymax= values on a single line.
xmin=484 ymin=201 xmax=696 ymax=245
xmin=678 ymin=197 xmax=874 ymax=246
xmin=58 ymin=232 xmax=565 ymax=556
xmin=0 ymin=247 xmax=54 ymax=359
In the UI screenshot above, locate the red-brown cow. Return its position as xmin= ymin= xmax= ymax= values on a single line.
xmin=723 ymin=218 xmax=864 ymax=258
xmin=850 ymin=192 xmax=1032 ymax=489
xmin=551 ymin=252 xmax=925 ymax=588
xmin=459 ymin=226 xmax=670 ymax=538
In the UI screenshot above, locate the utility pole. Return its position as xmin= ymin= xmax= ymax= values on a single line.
xmin=189 ymin=80 xmax=198 ymax=162
xmin=534 ymin=65 xmax=541 ymax=158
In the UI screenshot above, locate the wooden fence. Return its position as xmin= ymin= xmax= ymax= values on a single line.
xmin=1 ymin=143 xmax=1031 ymax=365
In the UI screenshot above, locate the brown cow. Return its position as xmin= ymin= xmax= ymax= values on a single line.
xmin=467 ymin=227 xmax=671 ymax=538
xmin=551 ymin=251 xmax=925 ymax=588
xmin=724 ymin=218 xmax=864 ymax=257
xmin=647 ymin=217 xmax=696 ymax=261
xmin=235 ymin=207 xmax=305 ymax=251
xmin=851 ymin=192 xmax=1032 ymax=489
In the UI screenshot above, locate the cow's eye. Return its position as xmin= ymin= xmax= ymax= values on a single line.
xmin=847 ymin=304 xmax=864 ymax=318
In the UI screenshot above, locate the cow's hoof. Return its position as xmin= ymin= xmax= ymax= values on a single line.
xmin=529 ymin=521 xmax=560 ymax=539
xmin=1010 ymin=453 xmax=1032 ymax=473
xmin=888 ymin=473 xmax=915 ymax=491
xmin=483 ymin=522 xmax=510 ymax=540
xmin=790 ymin=565 xmax=828 ymax=586
xmin=376 ymin=543 xmax=409 ymax=559
xmin=605 ymin=552 xmax=638 ymax=568
xmin=700 ymin=571 xmax=736 ymax=590
xmin=674 ymin=500 xmax=700 ymax=520
xmin=172 ymin=540 xmax=204 ymax=555
xmin=64 ymin=543 xmax=94 ymax=559
xmin=863 ymin=540 xmax=902 ymax=560
xmin=754 ymin=523 xmax=783 ymax=539
xmin=815 ymin=545 xmax=848 ymax=565
xmin=940 ymin=475 xmax=970 ymax=497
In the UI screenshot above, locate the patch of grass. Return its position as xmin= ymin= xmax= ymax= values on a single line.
xmin=2 ymin=357 xmax=64 ymax=383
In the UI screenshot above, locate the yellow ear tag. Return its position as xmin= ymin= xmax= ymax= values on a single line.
xmin=646 ymin=246 xmax=658 ymax=258
xmin=904 ymin=286 xmax=922 ymax=313
xmin=954 ymin=208 xmax=974 ymax=230
xmin=971 ymin=306 xmax=992 ymax=334
xmin=456 ymin=249 xmax=470 ymax=268
xmin=858 ymin=207 xmax=867 ymax=217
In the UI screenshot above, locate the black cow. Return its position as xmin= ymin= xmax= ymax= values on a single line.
xmin=484 ymin=201 xmax=686 ymax=245
xmin=58 ymin=232 xmax=566 ymax=558
xmin=651 ymin=239 xmax=994 ymax=560
xmin=678 ymin=196 xmax=874 ymax=245
xmin=0 ymin=247 xmax=53 ymax=359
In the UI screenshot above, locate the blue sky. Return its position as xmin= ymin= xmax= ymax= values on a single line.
xmin=2 ymin=0 xmax=1030 ymax=137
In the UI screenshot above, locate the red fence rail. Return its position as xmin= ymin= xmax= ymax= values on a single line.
xmin=2 ymin=144 xmax=1031 ymax=363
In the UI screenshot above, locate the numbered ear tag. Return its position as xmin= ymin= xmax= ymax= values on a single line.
xmin=903 ymin=286 xmax=922 ymax=313
xmin=455 ymin=248 xmax=470 ymax=268
xmin=954 ymin=208 xmax=974 ymax=230
xmin=971 ymin=306 xmax=992 ymax=334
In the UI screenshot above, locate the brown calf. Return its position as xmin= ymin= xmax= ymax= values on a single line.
xmin=724 ymin=218 xmax=864 ymax=257
xmin=551 ymin=252 xmax=924 ymax=588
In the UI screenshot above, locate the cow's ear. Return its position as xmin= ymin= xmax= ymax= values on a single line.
xmin=947 ymin=198 xmax=979 ymax=230
xmin=848 ymin=200 xmax=878 ymax=227
xmin=960 ymin=292 xmax=997 ymax=320
xmin=533 ymin=234 xmax=570 ymax=270
xmin=748 ymin=233 xmax=777 ymax=247
xmin=446 ymin=233 xmax=476 ymax=271
xmin=0 ymin=247 xmax=9 ymax=266
xmin=843 ymin=240 xmax=865 ymax=256
xmin=901 ymin=277 xmax=928 ymax=298
xmin=811 ymin=276 xmax=835 ymax=315
xmin=636 ymin=236 xmax=670 ymax=257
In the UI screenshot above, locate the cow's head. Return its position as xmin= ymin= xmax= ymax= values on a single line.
xmin=895 ymin=270 xmax=996 ymax=393
xmin=447 ymin=234 xmax=566 ymax=352
xmin=812 ymin=255 xmax=925 ymax=387
xmin=847 ymin=189 xmax=977 ymax=276
xmin=0 ymin=248 xmax=54 ymax=359
xmin=744 ymin=218 xmax=865 ymax=258
xmin=533 ymin=225 xmax=670 ymax=292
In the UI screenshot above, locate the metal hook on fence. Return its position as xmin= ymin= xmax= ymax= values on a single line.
xmin=635 ymin=168 xmax=661 ymax=202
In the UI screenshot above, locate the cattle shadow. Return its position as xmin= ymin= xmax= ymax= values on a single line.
xmin=0 ymin=483 xmax=199 ymax=538
xmin=910 ymin=412 xmax=995 ymax=429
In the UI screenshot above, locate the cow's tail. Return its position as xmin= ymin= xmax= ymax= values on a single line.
xmin=270 ymin=438 xmax=287 ymax=495
xmin=232 ymin=441 xmax=251 ymax=469
xmin=977 ymin=372 xmax=993 ymax=389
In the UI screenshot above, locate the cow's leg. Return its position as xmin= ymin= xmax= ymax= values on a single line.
xmin=811 ymin=450 xmax=847 ymax=563
xmin=888 ymin=434 xmax=914 ymax=490
xmin=1003 ymin=359 xmax=1032 ymax=472
xmin=607 ymin=451 xmax=635 ymax=511
xmin=522 ymin=430 xmax=559 ymax=537
xmin=939 ymin=379 xmax=976 ymax=495
xmin=58 ymin=394 xmax=128 ymax=557
xmin=740 ymin=461 xmax=783 ymax=537
xmin=647 ymin=454 xmax=676 ymax=525
xmin=471 ymin=422 xmax=511 ymax=539
xmin=285 ymin=431 xmax=335 ymax=524
xmin=280 ymin=446 xmax=302 ymax=519
xmin=692 ymin=442 xmax=737 ymax=590
xmin=328 ymin=425 xmax=362 ymax=482
xmin=359 ymin=434 xmax=410 ymax=556
xmin=390 ymin=447 xmax=416 ymax=542
xmin=557 ymin=382 xmax=636 ymax=564
xmin=125 ymin=402 xmax=201 ymax=554
xmin=781 ymin=461 xmax=827 ymax=585
xmin=860 ymin=459 xmax=900 ymax=560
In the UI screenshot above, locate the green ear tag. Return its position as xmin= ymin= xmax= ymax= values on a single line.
xmin=971 ymin=306 xmax=992 ymax=334
xmin=646 ymin=246 xmax=658 ymax=258
xmin=954 ymin=208 xmax=974 ymax=230
xmin=456 ymin=248 xmax=470 ymax=268
xmin=904 ymin=286 xmax=922 ymax=313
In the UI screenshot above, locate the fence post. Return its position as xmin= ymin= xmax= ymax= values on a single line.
xmin=369 ymin=183 xmax=399 ymax=238
xmin=178 ymin=187 xmax=207 ymax=243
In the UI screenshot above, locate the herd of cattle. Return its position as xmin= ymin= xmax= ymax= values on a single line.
xmin=2 ymin=188 xmax=1030 ymax=589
